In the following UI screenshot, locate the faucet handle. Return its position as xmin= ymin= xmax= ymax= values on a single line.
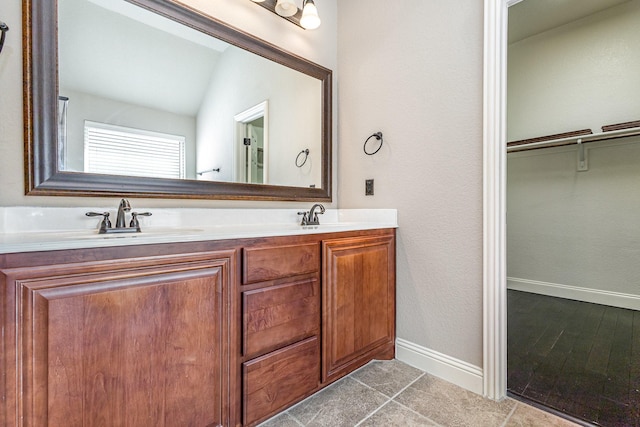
xmin=86 ymin=211 xmax=112 ymax=233
xmin=297 ymin=211 xmax=309 ymax=226
xmin=129 ymin=212 xmax=152 ymax=230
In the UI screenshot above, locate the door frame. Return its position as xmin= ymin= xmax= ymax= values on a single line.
xmin=483 ymin=0 xmax=521 ymax=400
xmin=234 ymin=101 xmax=269 ymax=183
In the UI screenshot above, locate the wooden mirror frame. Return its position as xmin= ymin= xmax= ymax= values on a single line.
xmin=23 ymin=0 xmax=332 ymax=201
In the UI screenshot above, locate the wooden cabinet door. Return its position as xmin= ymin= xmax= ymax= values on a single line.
xmin=1 ymin=251 xmax=234 ymax=427
xmin=322 ymin=233 xmax=396 ymax=383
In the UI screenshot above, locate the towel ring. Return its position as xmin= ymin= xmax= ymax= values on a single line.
xmin=296 ymin=149 xmax=310 ymax=167
xmin=0 ymin=22 xmax=9 ymax=55
xmin=363 ymin=132 xmax=383 ymax=155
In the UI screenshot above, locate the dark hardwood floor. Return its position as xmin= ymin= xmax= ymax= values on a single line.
xmin=507 ymin=290 xmax=640 ymax=427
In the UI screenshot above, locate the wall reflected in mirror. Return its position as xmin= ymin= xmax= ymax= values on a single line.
xmin=58 ymin=0 xmax=322 ymax=189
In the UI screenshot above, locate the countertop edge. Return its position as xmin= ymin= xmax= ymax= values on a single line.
xmin=0 ymin=221 xmax=398 ymax=254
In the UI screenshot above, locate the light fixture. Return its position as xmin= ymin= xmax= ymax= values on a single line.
xmin=250 ymin=0 xmax=321 ymax=30
xmin=300 ymin=0 xmax=321 ymax=30
xmin=275 ymin=0 xmax=297 ymax=17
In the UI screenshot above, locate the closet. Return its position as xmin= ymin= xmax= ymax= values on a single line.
xmin=506 ymin=1 xmax=640 ymax=425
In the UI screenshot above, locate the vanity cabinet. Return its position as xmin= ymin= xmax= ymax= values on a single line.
xmin=0 ymin=250 xmax=234 ymax=427
xmin=0 ymin=228 xmax=395 ymax=427
xmin=322 ymin=234 xmax=396 ymax=383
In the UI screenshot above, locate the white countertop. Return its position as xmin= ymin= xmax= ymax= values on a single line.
xmin=0 ymin=208 xmax=397 ymax=254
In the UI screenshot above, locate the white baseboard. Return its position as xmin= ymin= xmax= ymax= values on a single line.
xmin=395 ymin=338 xmax=483 ymax=395
xmin=507 ymin=277 xmax=640 ymax=311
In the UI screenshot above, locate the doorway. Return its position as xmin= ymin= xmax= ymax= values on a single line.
xmin=234 ymin=101 xmax=269 ymax=184
xmin=504 ymin=0 xmax=640 ymax=425
xmin=243 ymin=118 xmax=265 ymax=184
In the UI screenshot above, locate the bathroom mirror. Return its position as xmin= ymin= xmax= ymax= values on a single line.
xmin=24 ymin=0 xmax=332 ymax=201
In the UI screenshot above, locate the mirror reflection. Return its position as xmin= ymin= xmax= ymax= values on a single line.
xmin=58 ymin=0 xmax=322 ymax=188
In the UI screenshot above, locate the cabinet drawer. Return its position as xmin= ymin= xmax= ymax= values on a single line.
xmin=243 ymin=337 xmax=320 ymax=426
xmin=243 ymin=243 xmax=319 ymax=284
xmin=243 ymin=277 xmax=320 ymax=358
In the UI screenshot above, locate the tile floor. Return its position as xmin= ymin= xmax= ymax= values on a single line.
xmin=260 ymin=359 xmax=580 ymax=427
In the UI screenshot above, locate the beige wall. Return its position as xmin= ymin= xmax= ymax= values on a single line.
xmin=0 ymin=0 xmax=337 ymax=208
xmin=508 ymin=0 xmax=640 ymax=141
xmin=337 ymin=1 xmax=484 ymax=366
xmin=508 ymin=137 xmax=640 ymax=298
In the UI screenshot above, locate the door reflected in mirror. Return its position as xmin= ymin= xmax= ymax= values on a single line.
xmin=57 ymin=0 xmax=322 ymax=189
xmin=245 ymin=119 xmax=265 ymax=185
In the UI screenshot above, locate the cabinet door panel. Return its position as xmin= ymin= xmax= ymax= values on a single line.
xmin=4 ymin=253 xmax=232 ymax=427
xmin=322 ymin=234 xmax=395 ymax=383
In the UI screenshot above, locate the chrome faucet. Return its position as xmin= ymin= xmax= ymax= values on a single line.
xmin=86 ymin=198 xmax=152 ymax=234
xmin=116 ymin=198 xmax=131 ymax=228
xmin=298 ymin=204 xmax=325 ymax=226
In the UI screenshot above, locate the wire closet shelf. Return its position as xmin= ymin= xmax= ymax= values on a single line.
xmin=507 ymin=126 xmax=640 ymax=153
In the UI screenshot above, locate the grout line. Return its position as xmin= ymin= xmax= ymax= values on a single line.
xmin=389 ymin=400 xmax=446 ymax=427
xmin=384 ymin=372 xmax=426 ymax=400
xmin=383 ymin=372 xmax=444 ymax=427
xmin=350 ymin=370 xmax=426 ymax=401
xmin=500 ymin=401 xmax=520 ymax=427
xmin=353 ymin=371 xmax=444 ymax=427
xmin=351 ymin=372 xmax=427 ymax=426
xmin=287 ymin=412 xmax=305 ymax=427
xmin=261 ymin=375 xmax=352 ymax=427
xmin=353 ymin=400 xmax=392 ymax=427
xmin=348 ymin=374 xmax=398 ymax=427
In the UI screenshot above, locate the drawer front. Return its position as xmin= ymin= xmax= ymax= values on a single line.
xmin=243 ymin=337 xmax=320 ymax=426
xmin=243 ymin=243 xmax=319 ymax=284
xmin=243 ymin=277 xmax=320 ymax=358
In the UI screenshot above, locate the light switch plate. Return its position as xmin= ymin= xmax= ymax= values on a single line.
xmin=365 ymin=179 xmax=374 ymax=196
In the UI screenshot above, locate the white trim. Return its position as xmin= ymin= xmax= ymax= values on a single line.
xmin=482 ymin=0 xmax=509 ymax=401
xmin=396 ymin=338 xmax=484 ymax=395
xmin=508 ymin=277 xmax=640 ymax=311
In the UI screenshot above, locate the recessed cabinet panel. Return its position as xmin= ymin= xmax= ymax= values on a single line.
xmin=243 ymin=243 xmax=319 ymax=284
xmin=243 ymin=277 xmax=320 ymax=358
xmin=243 ymin=337 xmax=320 ymax=426
xmin=322 ymin=234 xmax=396 ymax=383
xmin=2 ymin=252 xmax=232 ymax=427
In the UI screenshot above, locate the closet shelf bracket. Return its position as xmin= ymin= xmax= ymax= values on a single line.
xmin=577 ymin=139 xmax=588 ymax=172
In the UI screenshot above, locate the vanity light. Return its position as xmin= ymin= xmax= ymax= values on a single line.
xmin=300 ymin=0 xmax=321 ymax=30
xmin=275 ymin=0 xmax=297 ymax=17
xmin=250 ymin=0 xmax=321 ymax=30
